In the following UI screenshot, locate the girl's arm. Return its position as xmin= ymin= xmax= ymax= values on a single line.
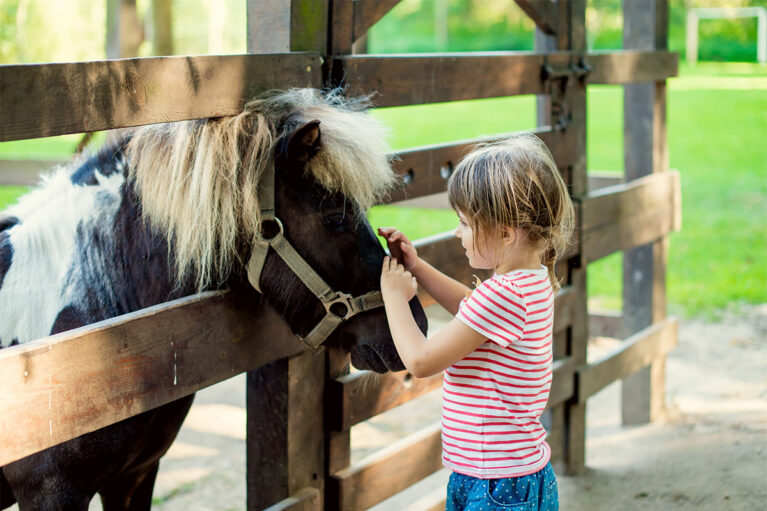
xmin=378 ymin=227 xmax=469 ymax=315
xmin=381 ymin=256 xmax=486 ymax=378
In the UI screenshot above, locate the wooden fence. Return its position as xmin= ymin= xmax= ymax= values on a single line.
xmin=0 ymin=1 xmax=680 ymax=509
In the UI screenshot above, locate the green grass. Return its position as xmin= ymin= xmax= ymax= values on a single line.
xmin=2 ymin=63 xmax=765 ymax=316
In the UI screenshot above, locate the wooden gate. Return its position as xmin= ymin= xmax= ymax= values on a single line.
xmin=0 ymin=1 xmax=679 ymax=509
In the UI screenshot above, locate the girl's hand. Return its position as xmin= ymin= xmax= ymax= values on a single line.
xmin=381 ymin=256 xmax=418 ymax=302
xmin=377 ymin=227 xmax=418 ymax=271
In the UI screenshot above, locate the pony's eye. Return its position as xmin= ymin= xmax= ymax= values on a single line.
xmin=322 ymin=213 xmax=347 ymax=233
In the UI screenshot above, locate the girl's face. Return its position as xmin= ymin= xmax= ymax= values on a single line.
xmin=454 ymin=211 xmax=500 ymax=270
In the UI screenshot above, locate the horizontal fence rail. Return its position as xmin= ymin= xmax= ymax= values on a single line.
xmin=331 ymin=422 xmax=443 ymax=511
xmin=578 ymin=317 xmax=678 ymax=403
xmin=0 ymin=291 xmax=306 ymax=466
xmin=0 ymin=50 xmax=677 ymax=142
xmin=0 ymin=53 xmax=321 ymax=142
xmin=339 ymin=50 xmax=677 ymax=107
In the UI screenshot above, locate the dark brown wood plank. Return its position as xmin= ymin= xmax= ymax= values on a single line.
xmin=557 ymin=0 xmax=588 ymax=475
xmin=341 ymin=53 xmax=553 ymax=107
xmin=586 ymin=50 xmax=678 ymax=84
xmin=0 ymin=53 xmax=321 ymax=142
xmin=287 ymin=351 xmax=327 ymax=496
xmin=581 ymin=171 xmax=681 ymax=263
xmin=577 ymin=317 xmax=677 ymax=403
xmin=353 ymin=0 xmax=402 ymax=42
xmin=385 ymin=127 xmax=571 ymax=203
xmin=330 ymin=0 xmax=355 ymax=55
xmin=0 ymin=291 xmax=306 ymax=467
xmin=340 ymin=51 xmax=677 ymax=107
xmin=515 ymin=0 xmax=558 ymax=35
xmin=331 ymin=423 xmax=442 ymax=511
xmin=330 ymin=370 xmax=442 ymax=430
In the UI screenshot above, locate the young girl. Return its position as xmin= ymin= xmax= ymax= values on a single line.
xmin=379 ymin=134 xmax=574 ymax=510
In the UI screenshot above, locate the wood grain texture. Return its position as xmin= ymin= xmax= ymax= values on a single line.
xmin=340 ymin=53 xmax=551 ymax=107
xmin=329 ymin=370 xmax=442 ymax=430
xmin=0 ymin=291 xmax=306 ymax=467
xmin=0 ymin=53 xmax=321 ymax=142
xmin=577 ymin=317 xmax=678 ymax=403
xmin=586 ymin=51 xmax=678 ymax=84
xmin=331 ymin=422 xmax=442 ymax=511
xmin=339 ymin=51 xmax=676 ymax=107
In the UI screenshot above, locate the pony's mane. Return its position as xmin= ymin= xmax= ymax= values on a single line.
xmin=126 ymin=88 xmax=396 ymax=291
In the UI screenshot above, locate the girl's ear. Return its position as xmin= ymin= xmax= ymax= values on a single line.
xmin=501 ymin=226 xmax=517 ymax=246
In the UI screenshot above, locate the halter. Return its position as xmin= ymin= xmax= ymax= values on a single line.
xmin=245 ymin=163 xmax=384 ymax=349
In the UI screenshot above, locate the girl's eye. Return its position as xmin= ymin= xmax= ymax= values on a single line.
xmin=322 ymin=213 xmax=347 ymax=233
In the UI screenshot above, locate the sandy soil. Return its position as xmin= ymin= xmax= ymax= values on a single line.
xmin=66 ymin=304 xmax=766 ymax=510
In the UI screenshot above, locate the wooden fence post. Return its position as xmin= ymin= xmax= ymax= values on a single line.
xmin=621 ymin=0 xmax=669 ymax=425
xmin=554 ymin=0 xmax=589 ymax=475
xmin=106 ymin=0 xmax=143 ymax=59
xmin=245 ymin=2 xmax=330 ymax=509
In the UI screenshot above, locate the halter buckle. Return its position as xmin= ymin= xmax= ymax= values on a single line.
xmin=322 ymin=291 xmax=356 ymax=320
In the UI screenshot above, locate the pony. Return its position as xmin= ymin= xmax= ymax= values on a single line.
xmin=0 ymin=89 xmax=427 ymax=510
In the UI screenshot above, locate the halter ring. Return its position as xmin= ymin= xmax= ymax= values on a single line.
xmin=257 ymin=217 xmax=284 ymax=242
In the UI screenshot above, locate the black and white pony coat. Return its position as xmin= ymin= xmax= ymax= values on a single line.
xmin=0 ymin=146 xmax=193 ymax=348
xmin=0 ymin=89 xmax=425 ymax=510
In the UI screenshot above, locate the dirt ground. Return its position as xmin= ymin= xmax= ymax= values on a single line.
xmin=69 ymin=304 xmax=766 ymax=511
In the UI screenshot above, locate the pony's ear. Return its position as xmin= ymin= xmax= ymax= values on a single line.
xmin=287 ymin=119 xmax=322 ymax=164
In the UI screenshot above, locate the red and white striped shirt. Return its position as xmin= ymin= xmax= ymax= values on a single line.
xmin=443 ymin=266 xmax=554 ymax=479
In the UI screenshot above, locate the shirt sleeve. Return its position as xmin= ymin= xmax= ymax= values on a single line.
xmin=455 ymin=276 xmax=526 ymax=347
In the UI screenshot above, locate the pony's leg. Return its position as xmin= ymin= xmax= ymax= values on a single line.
xmin=99 ymin=462 xmax=159 ymax=511
xmin=9 ymin=476 xmax=92 ymax=511
xmin=5 ymin=453 xmax=96 ymax=511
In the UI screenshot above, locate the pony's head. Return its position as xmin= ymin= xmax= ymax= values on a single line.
xmin=126 ymin=89 xmax=426 ymax=372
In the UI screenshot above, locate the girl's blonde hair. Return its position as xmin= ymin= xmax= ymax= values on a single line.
xmin=447 ymin=134 xmax=575 ymax=291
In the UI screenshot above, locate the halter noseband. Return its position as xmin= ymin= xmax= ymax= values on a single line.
xmin=245 ymin=163 xmax=384 ymax=349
